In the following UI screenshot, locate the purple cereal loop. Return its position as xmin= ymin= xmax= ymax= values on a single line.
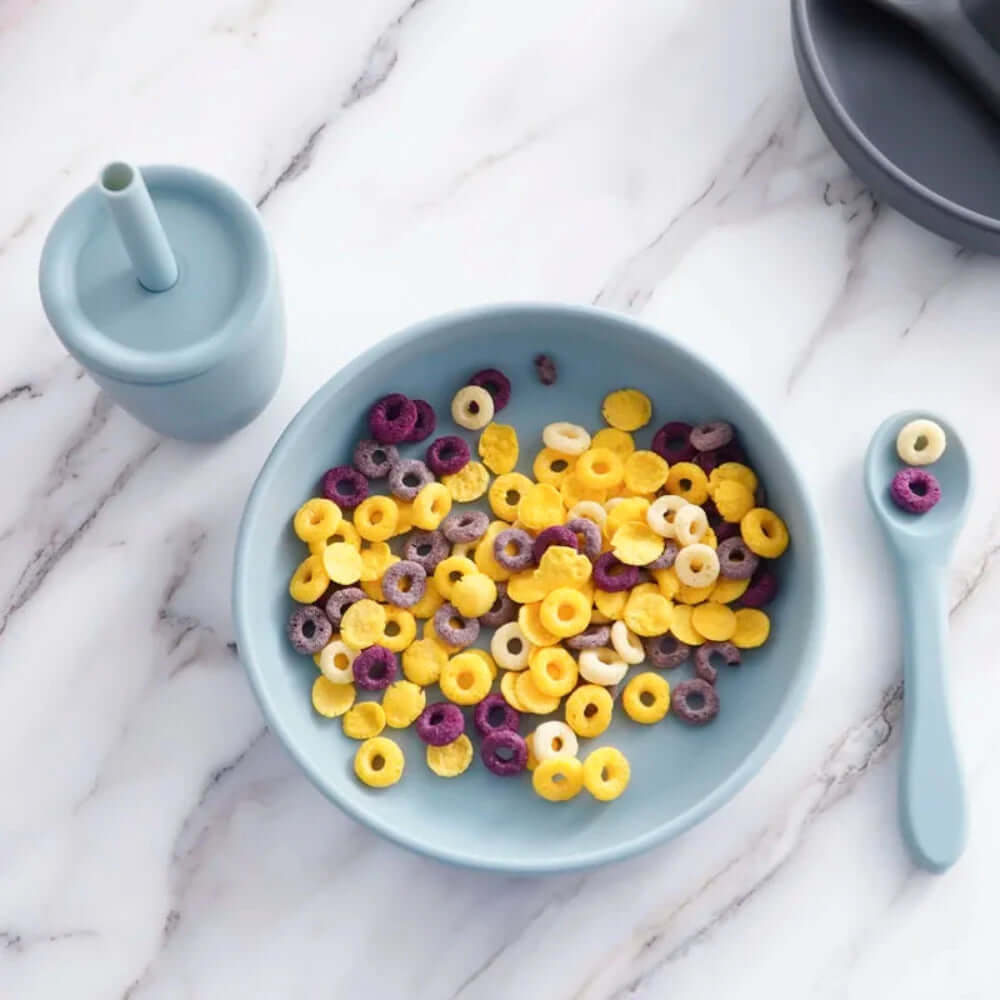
xmin=321 ymin=466 xmax=369 ymax=509
xmin=671 ymin=678 xmax=720 ymax=725
xmin=690 ymin=421 xmax=734 ymax=452
xmin=407 ymin=399 xmax=437 ymax=442
xmin=324 ymin=586 xmax=366 ymax=627
xmin=717 ymin=536 xmax=759 ymax=580
xmin=352 ymin=439 xmax=399 ymax=479
xmin=478 ymin=583 xmax=518 ymax=627
xmin=474 ymin=692 xmax=520 ymax=736
xmin=741 ymin=566 xmax=779 ymax=608
xmin=469 ymin=368 xmax=512 ymax=411
xmin=566 ymin=624 xmax=611 ymax=650
xmin=652 ymin=422 xmax=695 ymax=463
xmin=403 ymin=530 xmax=450 ymax=572
xmin=369 ymin=393 xmax=418 ymax=444
xmin=694 ymin=641 xmax=740 ymax=684
xmin=592 ymin=552 xmax=640 ymax=592
xmin=532 ymin=525 xmax=578 ymax=564
xmin=646 ymin=540 xmax=679 ymax=570
xmin=426 ymin=435 xmax=471 ymax=476
xmin=534 ymin=354 xmax=557 ymax=386
xmin=442 ymin=510 xmax=490 ymax=544
xmin=493 ymin=528 xmax=535 ymax=571
xmin=891 ymin=467 xmax=941 ymax=514
xmin=389 ymin=458 xmax=435 ymax=501
xmin=352 ymin=644 xmax=399 ymax=691
xmin=381 ymin=560 xmax=427 ymax=608
xmin=416 ymin=702 xmax=465 ymax=746
xmin=286 ymin=605 xmax=332 ymax=654
xmin=564 ymin=517 xmax=602 ymax=560
xmin=434 ymin=603 xmax=481 ymax=647
xmin=480 ymin=729 xmax=528 ymax=776
xmin=694 ymin=450 xmax=720 ymax=474
xmin=643 ymin=633 xmax=692 ymax=669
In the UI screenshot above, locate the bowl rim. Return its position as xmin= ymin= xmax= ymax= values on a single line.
xmin=232 ymin=302 xmax=824 ymax=874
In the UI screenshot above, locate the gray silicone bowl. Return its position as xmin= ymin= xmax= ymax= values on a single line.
xmin=793 ymin=0 xmax=1000 ymax=251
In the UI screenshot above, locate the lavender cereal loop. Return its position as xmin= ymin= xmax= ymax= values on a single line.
xmin=671 ymin=678 xmax=720 ymax=725
xmin=434 ymin=603 xmax=480 ymax=647
xmin=480 ymin=729 xmax=528 ymax=776
xmin=474 ymin=693 xmax=520 ymax=736
xmin=286 ymin=605 xmax=332 ymax=654
xmin=321 ymin=466 xmax=368 ymax=510
xmin=403 ymin=530 xmax=449 ymax=572
xmin=324 ymin=586 xmax=366 ymax=628
xmin=690 ymin=421 xmax=734 ymax=452
xmin=469 ymin=368 xmax=512 ymax=411
xmin=493 ymin=528 xmax=535 ymax=571
xmin=416 ymin=702 xmax=465 ymax=746
xmin=381 ymin=560 xmax=427 ymax=608
xmin=566 ymin=624 xmax=611 ymax=650
xmin=645 ymin=540 xmax=678 ymax=570
xmin=407 ymin=399 xmax=437 ymax=442
xmin=716 ymin=536 xmax=759 ymax=580
xmin=478 ymin=582 xmax=518 ymax=627
xmin=643 ymin=633 xmax=692 ymax=669
xmin=564 ymin=517 xmax=602 ymax=560
xmin=369 ymin=393 xmax=418 ymax=444
xmin=426 ymin=436 xmax=471 ymax=476
xmin=441 ymin=510 xmax=489 ymax=544
xmin=694 ymin=641 xmax=740 ymax=684
xmin=389 ymin=458 xmax=435 ymax=501
xmin=353 ymin=439 xmax=399 ymax=479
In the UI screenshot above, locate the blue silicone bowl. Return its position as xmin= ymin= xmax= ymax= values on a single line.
xmin=233 ymin=304 xmax=823 ymax=873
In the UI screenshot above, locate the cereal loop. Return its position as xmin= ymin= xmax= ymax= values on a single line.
xmin=289 ymin=554 xmax=329 ymax=603
xmin=440 ymin=652 xmax=493 ymax=705
xmin=583 ymin=747 xmax=631 ymax=801
xmin=433 ymin=555 xmax=478 ymax=599
xmin=529 ymin=646 xmax=579 ymax=697
xmin=539 ymin=587 xmax=591 ymax=638
xmin=533 ymin=720 xmax=579 ymax=762
xmin=354 ymin=736 xmax=404 ymax=787
xmin=578 ymin=647 xmax=628 ymax=686
xmin=533 ymin=448 xmax=576 ymax=486
xmin=623 ymin=672 xmax=671 ymax=724
xmin=379 ymin=606 xmax=417 ymax=652
xmin=674 ymin=504 xmax=708 ymax=546
xmin=369 ymin=393 xmax=417 ymax=444
xmin=451 ymin=385 xmax=495 ymax=430
xmin=518 ymin=602 xmax=562 ymax=647
xmin=542 ymin=422 xmax=591 ymax=456
xmin=674 ymin=543 xmax=720 ymax=588
xmin=533 ymin=757 xmax=584 ymax=802
xmin=740 ymin=508 xmax=789 ymax=558
xmin=515 ymin=670 xmax=561 ymax=714
xmin=646 ymin=495 xmax=687 ymax=538
xmin=565 ymin=684 xmax=614 ymax=738
xmin=897 ymin=418 xmax=946 ymax=466
xmin=592 ymin=427 xmax=636 ymax=459
xmin=665 ymin=462 xmax=709 ymax=505
xmin=412 ymin=482 xmax=452 ymax=531
xmin=575 ymin=448 xmax=625 ymax=491
xmin=294 ymin=498 xmax=342 ymax=544
xmin=354 ymin=495 xmax=398 ymax=542
xmin=610 ymin=620 xmax=645 ymax=664
xmin=491 ymin=622 xmax=533 ymax=670
xmin=489 ymin=472 xmax=535 ymax=521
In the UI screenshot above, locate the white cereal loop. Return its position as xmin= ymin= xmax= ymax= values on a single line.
xmin=542 ymin=422 xmax=591 ymax=456
xmin=646 ymin=495 xmax=687 ymax=538
xmin=491 ymin=622 xmax=533 ymax=670
xmin=674 ymin=543 xmax=720 ymax=588
xmin=896 ymin=418 xmax=946 ymax=466
xmin=569 ymin=500 xmax=607 ymax=526
xmin=604 ymin=497 xmax=627 ymax=511
xmin=578 ymin=647 xmax=629 ymax=685
xmin=674 ymin=504 xmax=708 ymax=546
xmin=451 ymin=385 xmax=495 ymax=430
xmin=318 ymin=640 xmax=357 ymax=684
xmin=533 ymin=720 xmax=579 ymax=762
xmin=610 ymin=620 xmax=645 ymax=664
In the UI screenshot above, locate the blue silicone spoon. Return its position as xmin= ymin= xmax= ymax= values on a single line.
xmin=865 ymin=411 xmax=971 ymax=872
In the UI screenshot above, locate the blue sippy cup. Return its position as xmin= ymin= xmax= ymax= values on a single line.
xmin=39 ymin=162 xmax=284 ymax=442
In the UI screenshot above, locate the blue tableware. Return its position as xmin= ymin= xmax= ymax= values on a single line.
xmin=39 ymin=162 xmax=284 ymax=442
xmin=865 ymin=412 xmax=971 ymax=872
xmin=233 ymin=304 xmax=824 ymax=873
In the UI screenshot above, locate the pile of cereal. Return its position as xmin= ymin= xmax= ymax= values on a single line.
xmin=890 ymin=418 xmax=946 ymax=514
xmin=285 ymin=367 xmax=788 ymax=802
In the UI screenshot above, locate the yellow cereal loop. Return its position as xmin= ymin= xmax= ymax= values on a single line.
xmin=515 ymin=670 xmax=561 ymax=714
xmin=711 ymin=576 xmax=750 ymax=604
xmin=489 ymin=472 xmax=534 ymax=521
xmin=604 ymin=497 xmax=651 ymax=541
xmin=340 ymin=599 xmax=387 ymax=650
xmin=623 ymin=672 xmax=671 ymax=724
xmin=354 ymin=735 xmax=403 ymax=787
xmin=361 ymin=577 xmax=386 ymax=601
xmin=612 ymin=522 xmax=665 ymax=566
xmin=575 ymin=448 xmax=625 ymax=491
xmin=669 ymin=604 xmax=705 ymax=646
xmin=500 ymin=670 xmax=527 ymax=711
xmin=529 ymin=646 xmax=579 ymax=697
xmin=732 ymin=608 xmax=771 ymax=648
xmin=507 ymin=570 xmax=548 ymax=605
xmin=713 ymin=479 xmax=755 ymax=523
xmin=624 ymin=587 xmax=674 ymax=636
xmin=353 ymin=495 xmax=398 ymax=542
xmin=322 ymin=542 xmax=363 ymax=586
xmin=676 ymin=581 xmax=716 ymax=605
xmin=535 ymin=546 xmax=592 ymax=592
xmin=433 ymin=555 xmax=478 ymax=599
xmin=322 ymin=520 xmax=362 ymax=551
xmin=623 ymin=450 xmax=669 ymax=494
xmin=289 ymin=554 xmax=329 ymax=603
xmin=602 ymin=388 xmax=652 ymax=431
xmin=440 ymin=652 xmax=493 ymax=705
xmin=474 ymin=520 xmax=514 ymax=582
xmin=565 ymin=684 xmax=614 ymax=738
xmin=409 ymin=578 xmax=445 ymax=620
xmin=709 ymin=462 xmax=759 ymax=498
xmin=665 ymin=462 xmax=709 ymax=505
xmin=450 ymin=572 xmax=498 ymax=618
xmin=741 ymin=508 xmax=789 ymax=558
xmin=393 ymin=500 xmax=414 ymax=536
xmin=380 ymin=606 xmax=417 ymax=652
xmin=533 ymin=448 xmax=577 ymax=486
xmin=294 ymin=498 xmax=342 ymax=544
xmin=592 ymin=427 xmax=635 ymax=459
xmin=426 ymin=734 xmax=474 ymax=777
xmin=342 ymin=701 xmax=386 ymax=740
xmin=691 ymin=602 xmax=737 ymax=641
xmin=533 ymin=756 xmax=584 ymax=802
xmin=381 ymin=680 xmax=426 ymax=728
xmin=412 ymin=482 xmax=452 ymax=530
xmin=311 ymin=677 xmax=356 ymax=718
xmin=594 ymin=587 xmax=628 ymax=620
xmin=525 ymin=733 xmax=539 ymax=771
xmin=652 ymin=567 xmax=680 ymax=600
xmin=359 ymin=542 xmax=396 ymax=582
xmin=583 ymin=747 xmax=631 ymax=801
xmin=519 ymin=602 xmax=562 ymax=647
xmin=559 ymin=471 xmax=607 ymax=508
xmin=402 ymin=637 xmax=447 ymax=685
xmin=518 ymin=482 xmax=565 ymax=532
xmin=539 ymin=587 xmax=591 ymax=638
xmin=424 ymin=618 xmax=462 ymax=655
xmin=478 ymin=423 xmax=519 ymax=474
xmin=442 ymin=461 xmax=490 ymax=502
xmin=465 ymin=647 xmax=498 ymax=680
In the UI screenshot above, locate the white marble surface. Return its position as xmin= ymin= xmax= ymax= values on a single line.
xmin=2 ymin=0 xmax=1000 ymax=996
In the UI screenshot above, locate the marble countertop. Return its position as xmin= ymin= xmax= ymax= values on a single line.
xmin=3 ymin=0 xmax=999 ymax=996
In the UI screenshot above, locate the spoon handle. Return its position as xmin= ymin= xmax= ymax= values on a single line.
xmin=897 ymin=561 xmax=967 ymax=872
